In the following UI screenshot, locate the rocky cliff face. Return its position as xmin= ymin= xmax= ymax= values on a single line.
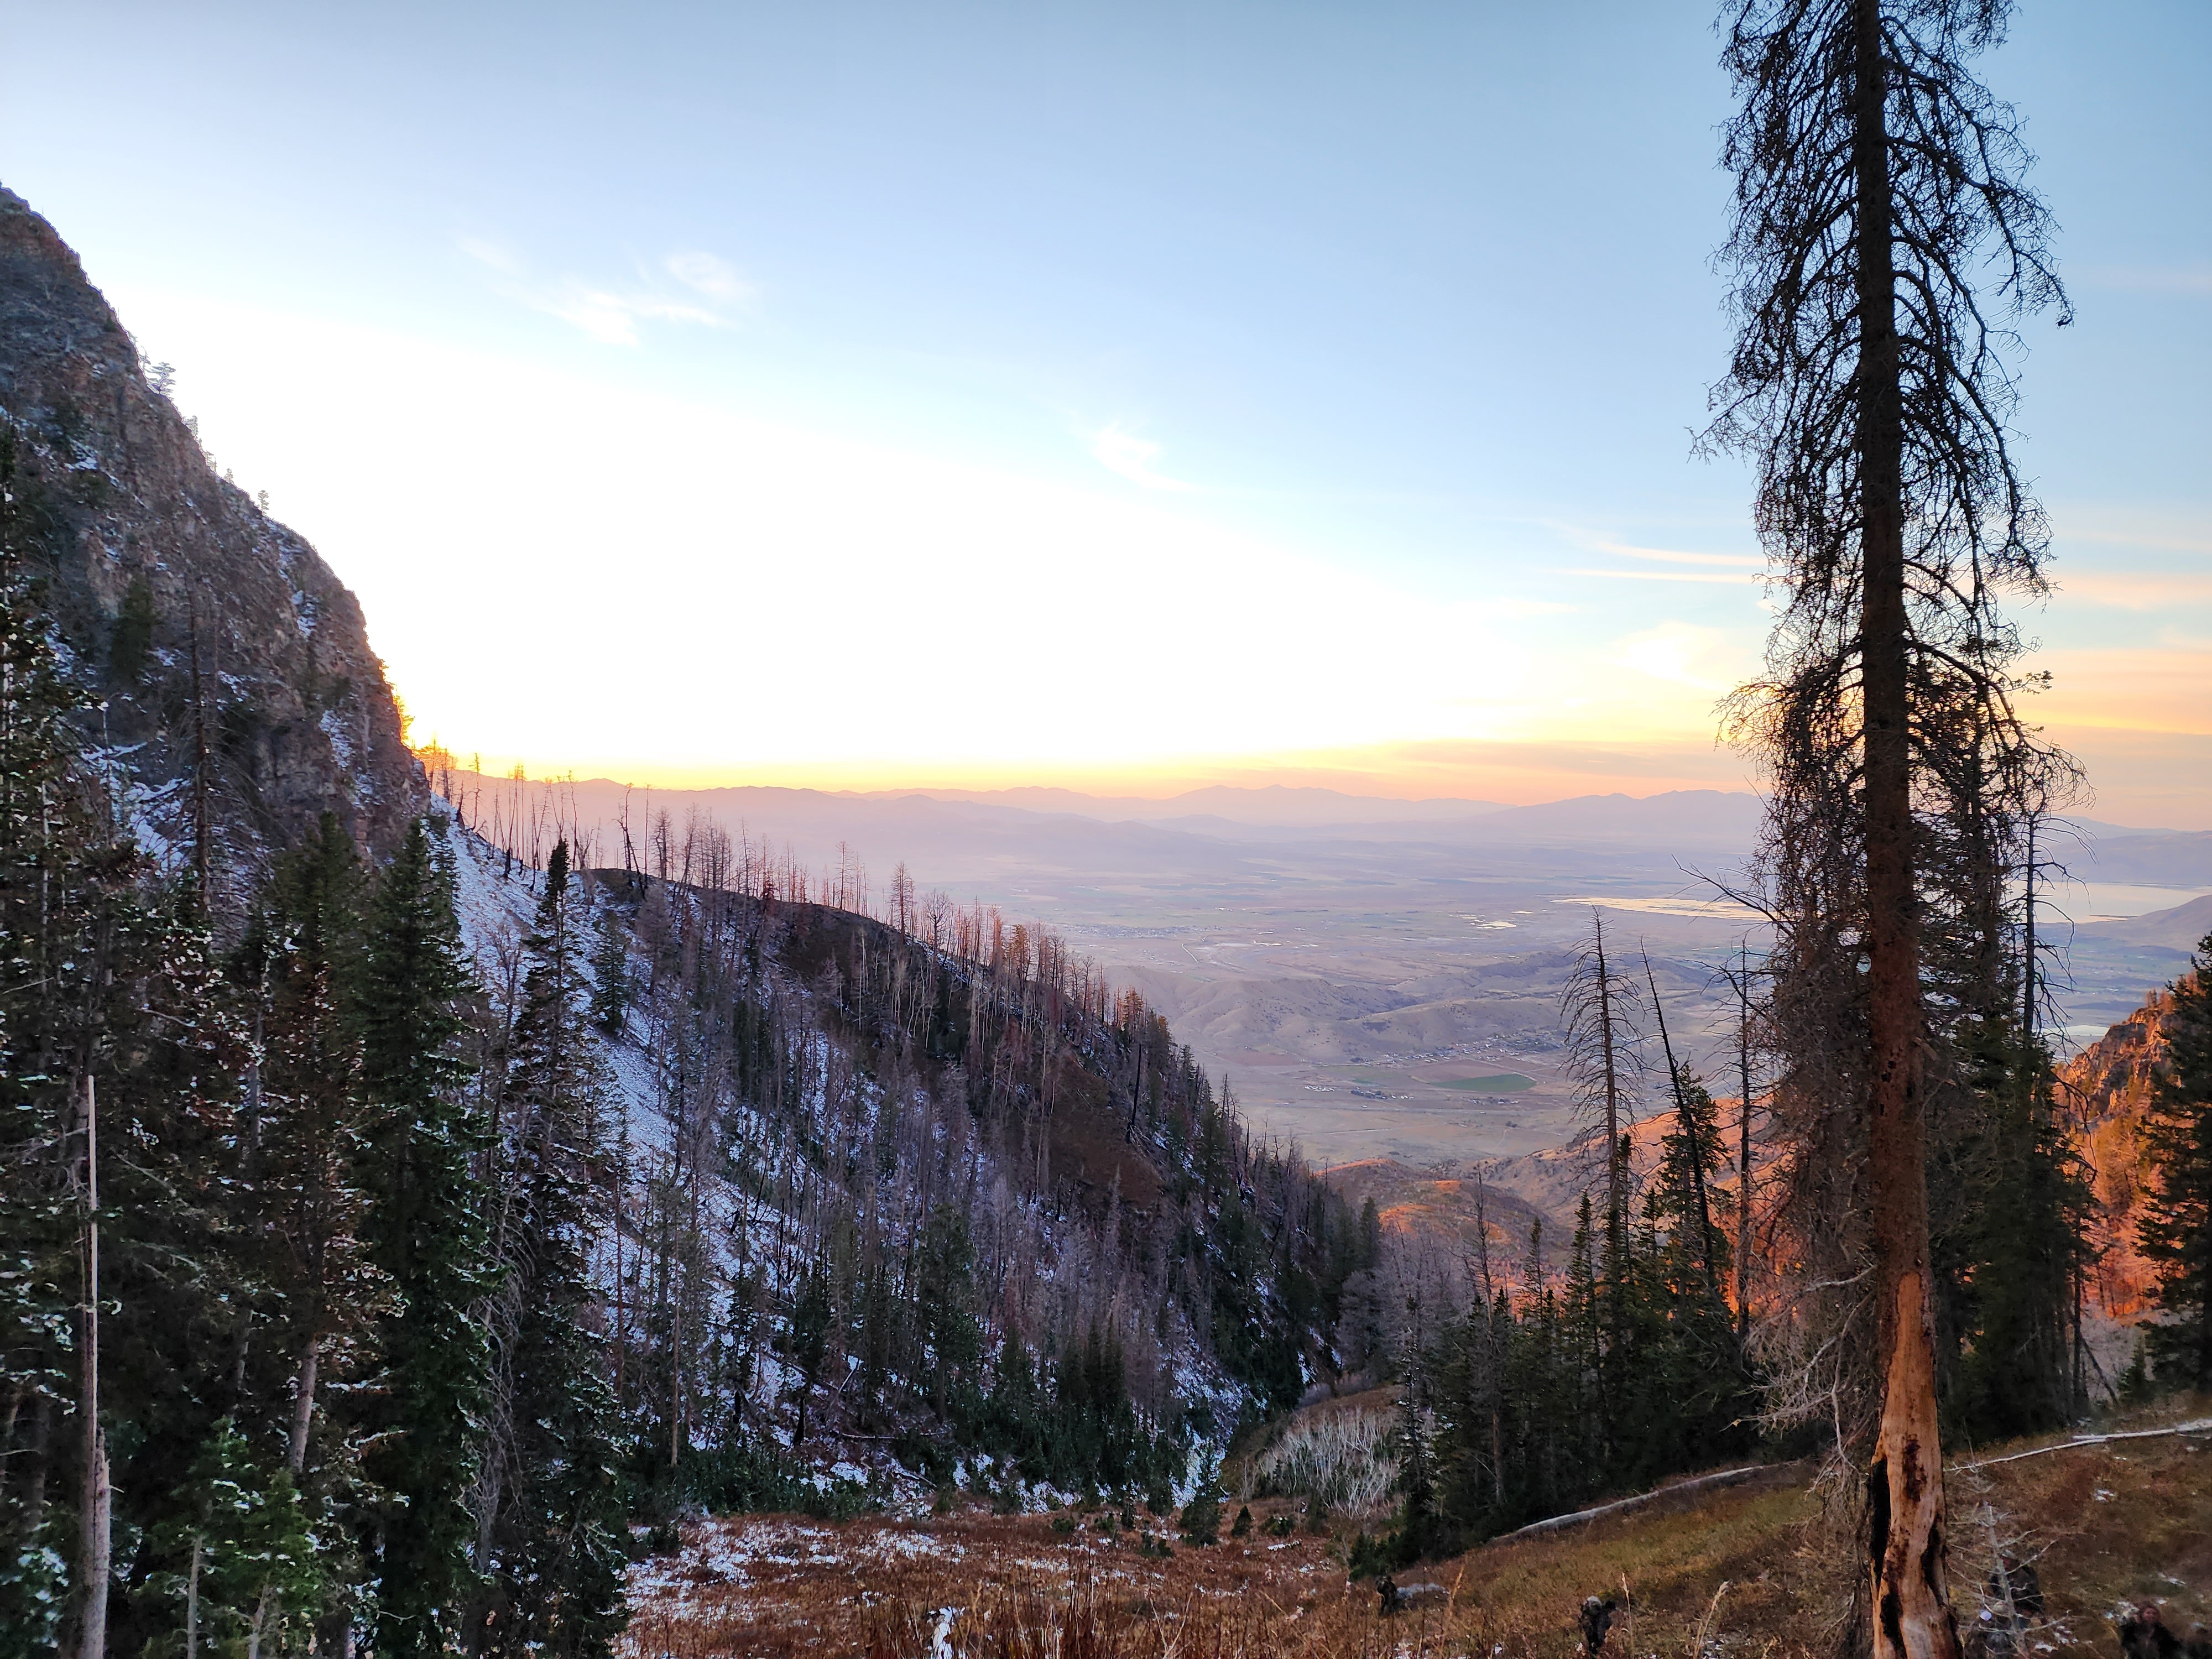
xmin=0 ymin=184 xmax=424 ymax=907
xmin=2059 ymin=980 xmax=2196 ymax=1327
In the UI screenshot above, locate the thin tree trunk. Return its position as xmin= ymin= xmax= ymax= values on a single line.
xmin=247 ymin=1583 xmax=273 ymax=1659
xmin=186 ymin=1536 xmax=202 ymax=1659
xmin=289 ymin=1335 xmax=320 ymax=1475
xmin=1854 ymin=3 xmax=1957 ymax=1655
xmin=77 ymin=1073 xmax=111 ymax=1659
xmin=1737 ymin=948 xmax=1755 ymax=1341
xmin=1592 ymin=914 xmax=1626 ymax=1338
xmin=2021 ymin=820 xmax=2037 ymax=1037
xmin=1647 ymin=960 xmax=1724 ymax=1312
xmin=0 ymin=1381 xmax=20 ymax=1512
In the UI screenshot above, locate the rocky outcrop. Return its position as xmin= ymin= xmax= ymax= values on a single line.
xmin=2059 ymin=979 xmax=2196 ymax=1324
xmin=0 ymin=184 xmax=424 ymax=909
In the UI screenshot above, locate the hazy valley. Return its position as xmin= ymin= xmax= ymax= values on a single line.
xmin=437 ymin=765 xmax=2212 ymax=1171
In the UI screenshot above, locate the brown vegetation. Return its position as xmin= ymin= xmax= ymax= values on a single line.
xmin=620 ymin=1404 xmax=2210 ymax=1658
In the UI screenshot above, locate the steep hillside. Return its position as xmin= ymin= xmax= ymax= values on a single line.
xmin=0 ymin=184 xmax=422 ymax=901
xmin=2060 ymin=978 xmax=2197 ymax=1352
xmin=436 ymin=817 xmax=1363 ymax=1511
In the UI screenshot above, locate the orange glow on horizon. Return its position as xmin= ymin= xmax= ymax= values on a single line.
xmin=410 ymin=732 xmax=1762 ymax=807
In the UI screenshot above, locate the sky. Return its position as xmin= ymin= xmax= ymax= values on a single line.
xmin=3 ymin=2 xmax=2207 ymax=822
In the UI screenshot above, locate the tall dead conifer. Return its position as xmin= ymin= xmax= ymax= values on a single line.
xmin=1707 ymin=3 xmax=2070 ymax=1653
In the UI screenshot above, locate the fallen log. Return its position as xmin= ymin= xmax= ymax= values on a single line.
xmin=1502 ymin=1465 xmax=1772 ymax=1540
xmin=1955 ymin=1418 xmax=2212 ymax=1471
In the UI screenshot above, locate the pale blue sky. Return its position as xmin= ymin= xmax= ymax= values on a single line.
xmin=3 ymin=2 xmax=2206 ymax=819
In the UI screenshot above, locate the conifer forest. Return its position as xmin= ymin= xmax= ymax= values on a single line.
xmin=3 ymin=2 xmax=2210 ymax=1657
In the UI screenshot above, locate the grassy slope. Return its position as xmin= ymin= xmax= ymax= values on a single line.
xmin=624 ymin=1400 xmax=2210 ymax=1657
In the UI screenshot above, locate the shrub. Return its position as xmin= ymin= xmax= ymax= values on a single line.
xmin=1251 ymin=1405 xmax=1399 ymax=1515
xmin=1180 ymin=1462 xmax=1224 ymax=1546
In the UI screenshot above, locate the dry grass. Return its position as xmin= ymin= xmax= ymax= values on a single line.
xmin=622 ymin=1401 xmax=2211 ymax=1658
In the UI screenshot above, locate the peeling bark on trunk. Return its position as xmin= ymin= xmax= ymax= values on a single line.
xmin=1854 ymin=4 xmax=1958 ymax=1657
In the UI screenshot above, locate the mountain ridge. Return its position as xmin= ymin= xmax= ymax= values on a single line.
xmin=0 ymin=182 xmax=424 ymax=901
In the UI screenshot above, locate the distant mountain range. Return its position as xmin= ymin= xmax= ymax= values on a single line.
xmin=436 ymin=770 xmax=1777 ymax=864
xmin=869 ymin=783 xmax=1514 ymax=828
xmin=432 ymin=768 xmax=2212 ymax=888
xmin=2075 ymin=893 xmax=2212 ymax=952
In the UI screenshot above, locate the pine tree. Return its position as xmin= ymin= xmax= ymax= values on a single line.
xmin=915 ymin=1204 xmax=981 ymax=1419
xmin=0 ymin=441 xmax=97 ymax=1655
xmin=470 ymin=842 xmax=626 ymax=1658
xmin=228 ymin=813 xmax=384 ymax=1651
xmin=2140 ymin=941 xmax=2212 ymax=1390
xmin=253 ymin=815 xmax=377 ymax=1480
xmin=154 ymin=1418 xmax=326 ymax=1659
xmin=1392 ymin=1293 xmax=1440 ymax=1563
xmin=2 ymin=439 xmax=249 ymax=1659
xmin=1947 ymin=1018 xmax=2090 ymax=1437
xmin=1650 ymin=1066 xmax=1755 ymax=1472
xmin=358 ymin=816 xmax=493 ymax=1659
xmin=1709 ymin=0 xmax=2074 ymax=1636
xmin=587 ymin=907 xmax=629 ymax=1037
xmin=1178 ymin=1460 xmax=1223 ymax=1546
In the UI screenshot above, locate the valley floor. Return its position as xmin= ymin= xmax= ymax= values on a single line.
xmin=620 ymin=1401 xmax=2210 ymax=1658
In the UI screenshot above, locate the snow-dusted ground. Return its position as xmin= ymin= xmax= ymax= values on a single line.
xmin=617 ymin=1507 xmax=1344 ymax=1659
xmin=445 ymin=819 xmax=1275 ymax=1510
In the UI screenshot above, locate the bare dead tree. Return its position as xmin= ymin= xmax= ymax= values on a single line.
xmin=1705 ymin=3 xmax=2073 ymax=1653
xmin=1716 ymin=941 xmax=1767 ymax=1340
xmin=1559 ymin=909 xmax=1646 ymax=1339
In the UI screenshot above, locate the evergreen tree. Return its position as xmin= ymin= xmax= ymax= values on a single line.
xmin=1947 ymin=1020 xmax=2090 ymax=1437
xmin=106 ymin=573 xmax=155 ymax=685
xmin=470 ymin=842 xmax=627 ymax=1658
xmin=1392 ymin=1310 xmax=1440 ymax=1563
xmin=2 ymin=442 xmax=250 ymax=1658
xmin=1178 ymin=1460 xmax=1223 ymax=1546
xmin=154 ymin=1418 xmax=326 ymax=1659
xmin=2140 ymin=941 xmax=2212 ymax=1390
xmin=252 ymin=814 xmax=377 ymax=1481
xmin=358 ymin=815 xmax=493 ymax=1659
xmin=0 ymin=445 xmax=98 ymax=1655
xmin=786 ymin=1265 xmax=833 ymax=1449
xmin=914 ymin=1204 xmax=980 ymax=1418
xmin=228 ymin=813 xmax=383 ymax=1649
xmin=587 ymin=907 xmax=629 ymax=1037
xmin=1648 ymin=1067 xmax=1755 ymax=1474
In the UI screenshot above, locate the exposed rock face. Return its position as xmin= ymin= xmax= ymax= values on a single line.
xmin=2059 ymin=982 xmax=2195 ymax=1326
xmin=0 ymin=184 xmax=424 ymax=907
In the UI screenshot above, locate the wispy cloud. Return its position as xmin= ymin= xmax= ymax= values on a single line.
xmin=2056 ymin=570 xmax=2212 ymax=611
xmin=462 ymin=238 xmax=753 ymax=345
xmin=1547 ymin=527 xmax=1764 ymax=586
xmin=1566 ymin=567 xmax=1759 ymax=585
xmin=1090 ymin=423 xmax=1194 ymax=492
xmin=664 ymin=251 xmax=752 ymax=302
xmin=1595 ymin=539 xmax=1765 ymax=570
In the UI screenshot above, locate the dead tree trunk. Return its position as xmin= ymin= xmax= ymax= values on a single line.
xmin=76 ymin=1073 xmax=111 ymax=1659
xmin=1853 ymin=3 xmax=1955 ymax=1653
